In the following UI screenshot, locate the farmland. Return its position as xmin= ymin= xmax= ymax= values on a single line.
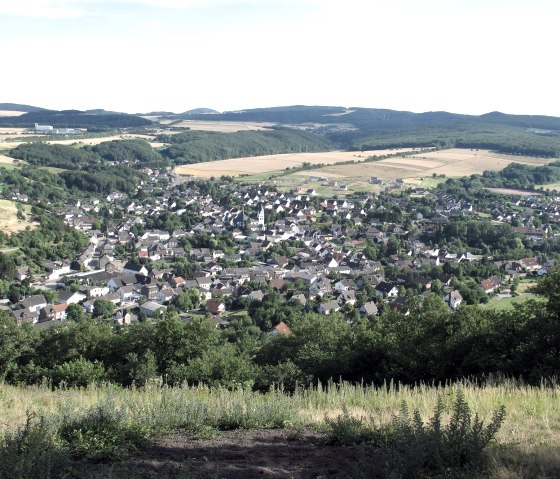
xmin=0 ymin=199 xmax=36 ymax=234
xmin=174 ymin=148 xmax=419 ymax=177
xmin=161 ymin=120 xmax=276 ymax=132
xmin=174 ymin=147 xmax=554 ymax=197
xmin=294 ymin=149 xmax=550 ymax=184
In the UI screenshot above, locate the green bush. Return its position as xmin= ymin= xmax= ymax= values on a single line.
xmin=324 ymin=390 xmax=506 ymax=476
xmin=59 ymin=405 xmax=153 ymax=462
xmin=0 ymin=412 xmax=68 ymax=479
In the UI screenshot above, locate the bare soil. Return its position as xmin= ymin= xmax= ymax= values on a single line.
xmin=79 ymin=429 xmax=385 ymax=479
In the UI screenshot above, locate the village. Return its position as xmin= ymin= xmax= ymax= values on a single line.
xmin=3 ymin=164 xmax=560 ymax=332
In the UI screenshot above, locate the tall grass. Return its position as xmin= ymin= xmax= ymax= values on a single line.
xmin=1 ymin=378 xmax=559 ymax=477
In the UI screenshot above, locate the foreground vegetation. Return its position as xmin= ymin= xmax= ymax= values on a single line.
xmin=0 ymin=379 xmax=558 ymax=478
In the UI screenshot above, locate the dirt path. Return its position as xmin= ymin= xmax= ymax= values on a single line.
xmin=82 ymin=429 xmax=384 ymax=478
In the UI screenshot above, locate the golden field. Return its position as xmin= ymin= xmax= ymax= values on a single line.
xmin=160 ymin=119 xmax=275 ymax=132
xmin=296 ymin=149 xmax=550 ymax=184
xmin=174 ymin=148 xmax=418 ymax=177
xmin=0 ymin=199 xmax=37 ymax=234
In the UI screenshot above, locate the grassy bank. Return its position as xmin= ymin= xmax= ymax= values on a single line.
xmin=1 ymin=379 xmax=559 ymax=477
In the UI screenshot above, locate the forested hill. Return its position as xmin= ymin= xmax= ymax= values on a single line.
xmin=0 ymin=109 xmax=152 ymax=129
xmin=0 ymin=103 xmax=46 ymax=112
xmin=180 ymin=106 xmax=560 ymax=157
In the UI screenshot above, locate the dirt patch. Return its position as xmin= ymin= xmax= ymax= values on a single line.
xmin=80 ymin=429 xmax=384 ymax=479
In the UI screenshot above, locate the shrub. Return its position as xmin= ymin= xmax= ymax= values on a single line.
xmin=0 ymin=412 xmax=68 ymax=479
xmin=324 ymin=390 xmax=506 ymax=476
xmin=59 ymin=405 xmax=153 ymax=462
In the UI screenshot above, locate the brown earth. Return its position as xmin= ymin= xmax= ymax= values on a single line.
xmin=79 ymin=429 xmax=386 ymax=479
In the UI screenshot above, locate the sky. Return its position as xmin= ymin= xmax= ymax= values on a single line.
xmin=1 ymin=0 xmax=559 ymax=116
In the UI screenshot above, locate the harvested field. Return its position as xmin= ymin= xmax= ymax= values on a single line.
xmin=0 ymin=111 xmax=26 ymax=117
xmin=0 ymin=154 xmax=14 ymax=164
xmin=290 ymin=149 xmax=551 ymax=186
xmin=0 ymin=132 xmax=168 ymax=149
xmin=485 ymin=188 xmax=541 ymax=196
xmin=169 ymin=120 xmax=276 ymax=132
xmin=0 ymin=199 xmax=36 ymax=234
xmin=174 ymin=149 xmax=418 ymax=177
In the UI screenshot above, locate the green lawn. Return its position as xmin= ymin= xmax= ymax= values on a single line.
xmin=538 ymin=182 xmax=560 ymax=191
xmin=484 ymin=292 xmax=542 ymax=311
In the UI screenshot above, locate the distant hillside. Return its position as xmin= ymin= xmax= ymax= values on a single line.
xmin=156 ymin=128 xmax=332 ymax=164
xmin=182 ymin=105 xmax=560 ymax=157
xmin=0 ymin=103 xmax=46 ymax=112
xmin=0 ymin=109 xmax=152 ymax=129
xmin=181 ymin=108 xmax=220 ymax=115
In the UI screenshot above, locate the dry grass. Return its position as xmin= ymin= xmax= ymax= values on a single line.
xmin=0 ymin=111 xmax=26 ymax=117
xmin=174 ymin=148 xmax=417 ymax=177
xmin=282 ymin=149 xmax=551 ymax=192
xmin=0 ymin=199 xmax=37 ymax=234
xmin=0 ymin=380 xmax=558 ymax=477
xmin=0 ymin=154 xmax=14 ymax=164
xmin=169 ymin=120 xmax=276 ymax=132
xmin=485 ymin=188 xmax=540 ymax=196
xmin=317 ymin=149 xmax=549 ymax=181
xmin=175 ymin=148 xmax=551 ymax=188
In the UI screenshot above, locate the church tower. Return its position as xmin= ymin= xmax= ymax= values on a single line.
xmin=258 ymin=205 xmax=265 ymax=229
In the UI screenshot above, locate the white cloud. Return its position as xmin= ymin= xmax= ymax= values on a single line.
xmin=0 ymin=0 xmax=88 ymax=18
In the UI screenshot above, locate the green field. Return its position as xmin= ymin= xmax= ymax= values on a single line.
xmin=538 ymin=182 xmax=560 ymax=191
xmin=485 ymin=292 xmax=541 ymax=310
xmin=484 ymin=280 xmax=541 ymax=310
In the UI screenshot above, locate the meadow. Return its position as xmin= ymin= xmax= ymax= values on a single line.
xmin=0 ymin=199 xmax=36 ymax=234
xmin=0 ymin=379 xmax=558 ymax=478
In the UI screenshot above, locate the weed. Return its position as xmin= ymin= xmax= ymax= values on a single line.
xmin=0 ymin=411 xmax=68 ymax=479
xmin=59 ymin=405 xmax=153 ymax=462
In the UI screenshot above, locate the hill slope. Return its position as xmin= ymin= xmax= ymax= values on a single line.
xmin=177 ymin=106 xmax=560 ymax=157
xmin=0 ymin=103 xmax=46 ymax=112
xmin=0 ymin=109 xmax=152 ymax=128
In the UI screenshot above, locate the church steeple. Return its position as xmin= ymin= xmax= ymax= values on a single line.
xmin=258 ymin=205 xmax=265 ymax=229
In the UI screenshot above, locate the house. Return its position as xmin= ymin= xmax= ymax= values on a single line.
xmin=375 ymin=282 xmax=399 ymax=298
xmin=171 ymin=276 xmax=186 ymax=288
xmin=56 ymin=291 xmax=86 ymax=305
xmin=317 ymin=300 xmax=340 ymax=315
xmin=206 ymin=300 xmax=226 ymax=315
xmin=359 ymin=302 xmax=378 ymax=316
xmin=334 ymin=279 xmax=357 ymax=293
xmin=141 ymin=283 xmax=159 ymax=300
xmin=291 ymin=293 xmax=307 ymax=306
xmin=337 ymin=290 xmax=357 ymax=306
xmin=12 ymin=308 xmax=39 ymax=324
xmin=140 ymin=301 xmax=167 ymax=318
xmin=123 ymin=262 xmax=149 ymax=277
xmin=39 ymin=304 xmax=68 ymax=322
xmin=117 ymin=285 xmax=135 ymax=303
xmin=102 ymin=292 xmax=121 ymax=305
xmin=480 ymin=276 xmax=501 ymax=294
xmin=156 ymin=287 xmax=175 ymax=304
xmin=445 ymin=290 xmax=463 ymax=310
xmin=80 ymin=285 xmax=110 ymax=298
xmin=22 ymin=295 xmax=47 ymax=313
xmin=15 ymin=266 xmax=28 ymax=281
xmin=42 ymin=260 xmax=72 ymax=280
xmin=113 ymin=309 xmax=133 ymax=325
xmin=248 ymin=290 xmax=265 ymax=301
xmin=269 ymin=321 xmax=292 ymax=336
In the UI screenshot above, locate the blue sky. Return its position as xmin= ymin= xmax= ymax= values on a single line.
xmin=1 ymin=0 xmax=559 ymax=116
